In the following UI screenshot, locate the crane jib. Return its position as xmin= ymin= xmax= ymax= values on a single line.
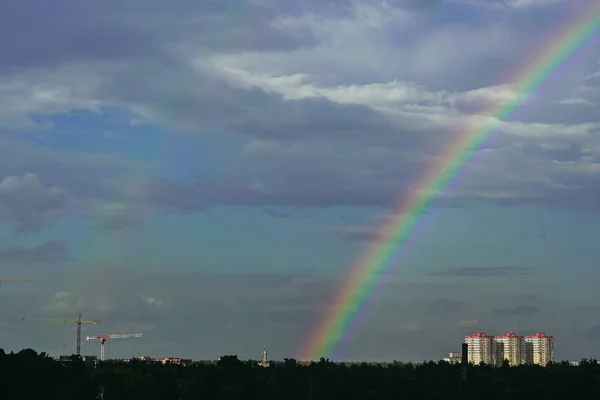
xmin=22 ymin=314 xmax=102 ymax=356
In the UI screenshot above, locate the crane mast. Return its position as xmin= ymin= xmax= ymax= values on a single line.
xmin=22 ymin=313 xmax=101 ymax=356
xmin=86 ymin=333 xmax=143 ymax=361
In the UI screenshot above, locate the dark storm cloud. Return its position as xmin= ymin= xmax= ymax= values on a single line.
xmin=429 ymin=266 xmax=535 ymax=277
xmin=89 ymin=72 xmax=457 ymax=215
xmin=265 ymin=308 xmax=317 ymax=325
xmin=0 ymin=137 xmax=132 ymax=194
xmin=576 ymin=305 xmax=600 ymax=313
xmin=0 ymin=264 xmax=591 ymax=361
xmin=588 ymin=324 xmax=600 ymax=338
xmin=388 ymin=0 xmax=444 ymax=8
xmin=263 ymin=207 xmax=311 ymax=219
xmin=513 ymin=293 xmax=542 ymax=303
xmin=0 ymin=241 xmax=68 ymax=263
xmin=520 ymin=143 xmax=584 ymax=162
xmin=0 ymin=173 xmax=68 ymax=234
xmin=125 ymin=147 xmax=600 ymax=215
xmin=141 ymin=177 xmax=399 ymax=212
xmin=424 ymin=298 xmax=465 ymax=314
xmin=0 ymin=0 xmax=318 ymax=74
xmin=2 ymin=0 xmax=599 ymax=227
xmin=333 ymin=229 xmax=380 ymax=242
xmin=450 ymin=0 xmax=565 ymax=8
xmin=0 ymin=267 xmax=336 ymax=359
xmin=0 ymin=137 xmax=136 ymax=233
xmin=0 ymin=0 xmax=155 ymax=74
xmin=263 ymin=208 xmax=295 ymax=218
xmin=95 ymin=213 xmax=146 ymax=232
xmin=492 ymin=305 xmax=540 ymax=316
xmin=100 ymin=60 xmax=446 ymax=152
xmin=300 ymin=0 xmax=444 ymax=10
xmin=86 ymin=55 xmax=600 ymax=215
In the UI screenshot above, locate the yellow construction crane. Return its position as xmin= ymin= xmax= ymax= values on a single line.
xmin=22 ymin=313 xmax=101 ymax=356
xmin=0 ymin=278 xmax=34 ymax=286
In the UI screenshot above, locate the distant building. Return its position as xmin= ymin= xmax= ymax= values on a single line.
xmin=491 ymin=340 xmax=504 ymax=367
xmin=161 ymin=357 xmax=192 ymax=365
xmin=136 ymin=355 xmax=159 ymax=362
xmin=465 ymin=332 xmax=494 ymax=365
xmin=59 ymin=355 xmax=97 ymax=365
xmin=134 ymin=355 xmax=191 ymax=365
xmin=525 ymin=332 xmax=554 ymax=366
xmin=442 ymin=352 xmax=462 ymax=364
xmin=464 ymin=331 xmax=554 ymax=367
xmin=258 ymin=346 xmax=270 ymax=368
xmin=494 ymin=332 xmax=524 ymax=366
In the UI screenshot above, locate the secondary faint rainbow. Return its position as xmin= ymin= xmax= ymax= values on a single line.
xmin=79 ymin=2 xmax=264 ymax=265
xmin=300 ymin=3 xmax=600 ymax=361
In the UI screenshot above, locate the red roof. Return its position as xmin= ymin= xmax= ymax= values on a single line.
xmin=465 ymin=332 xmax=492 ymax=338
xmin=495 ymin=332 xmax=523 ymax=339
xmin=526 ymin=332 xmax=553 ymax=339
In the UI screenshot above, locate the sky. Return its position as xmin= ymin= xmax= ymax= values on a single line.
xmin=1 ymin=0 xmax=600 ymax=363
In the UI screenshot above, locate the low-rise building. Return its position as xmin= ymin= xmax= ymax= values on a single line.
xmin=442 ymin=352 xmax=462 ymax=364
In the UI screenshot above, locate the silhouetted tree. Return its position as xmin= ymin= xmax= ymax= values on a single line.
xmin=3 ymin=347 xmax=600 ymax=399
xmin=217 ymin=354 xmax=242 ymax=367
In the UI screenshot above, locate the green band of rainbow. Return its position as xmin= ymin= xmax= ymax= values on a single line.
xmin=300 ymin=3 xmax=600 ymax=361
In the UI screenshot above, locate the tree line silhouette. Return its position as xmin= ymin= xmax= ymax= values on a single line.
xmin=2 ymin=348 xmax=600 ymax=399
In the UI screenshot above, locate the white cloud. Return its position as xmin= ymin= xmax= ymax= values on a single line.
xmin=137 ymin=294 xmax=164 ymax=308
xmin=554 ymin=98 xmax=596 ymax=106
xmin=0 ymin=67 xmax=106 ymax=131
xmin=215 ymin=67 xmax=525 ymax=112
xmin=586 ymin=70 xmax=600 ymax=81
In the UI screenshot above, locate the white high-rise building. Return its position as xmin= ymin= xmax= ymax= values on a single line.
xmin=525 ymin=333 xmax=554 ymax=366
xmin=494 ymin=332 xmax=524 ymax=366
xmin=465 ymin=332 xmax=493 ymax=365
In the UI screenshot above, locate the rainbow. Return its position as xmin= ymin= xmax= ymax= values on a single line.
xmin=300 ymin=3 xmax=600 ymax=360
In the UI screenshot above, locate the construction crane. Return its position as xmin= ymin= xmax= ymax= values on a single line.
xmin=86 ymin=333 xmax=143 ymax=361
xmin=22 ymin=313 xmax=101 ymax=356
xmin=0 ymin=278 xmax=34 ymax=285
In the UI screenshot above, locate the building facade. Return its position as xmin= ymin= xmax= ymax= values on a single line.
xmin=465 ymin=332 xmax=494 ymax=365
xmin=525 ymin=332 xmax=554 ymax=366
xmin=494 ymin=332 xmax=524 ymax=366
xmin=442 ymin=352 xmax=462 ymax=364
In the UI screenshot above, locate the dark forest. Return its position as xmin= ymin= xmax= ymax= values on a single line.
xmin=2 ymin=348 xmax=600 ymax=399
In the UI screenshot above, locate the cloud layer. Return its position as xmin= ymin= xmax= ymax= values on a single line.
xmin=1 ymin=0 xmax=599 ymax=362
xmin=1 ymin=0 xmax=599 ymax=230
xmin=0 ymin=266 xmax=591 ymax=361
